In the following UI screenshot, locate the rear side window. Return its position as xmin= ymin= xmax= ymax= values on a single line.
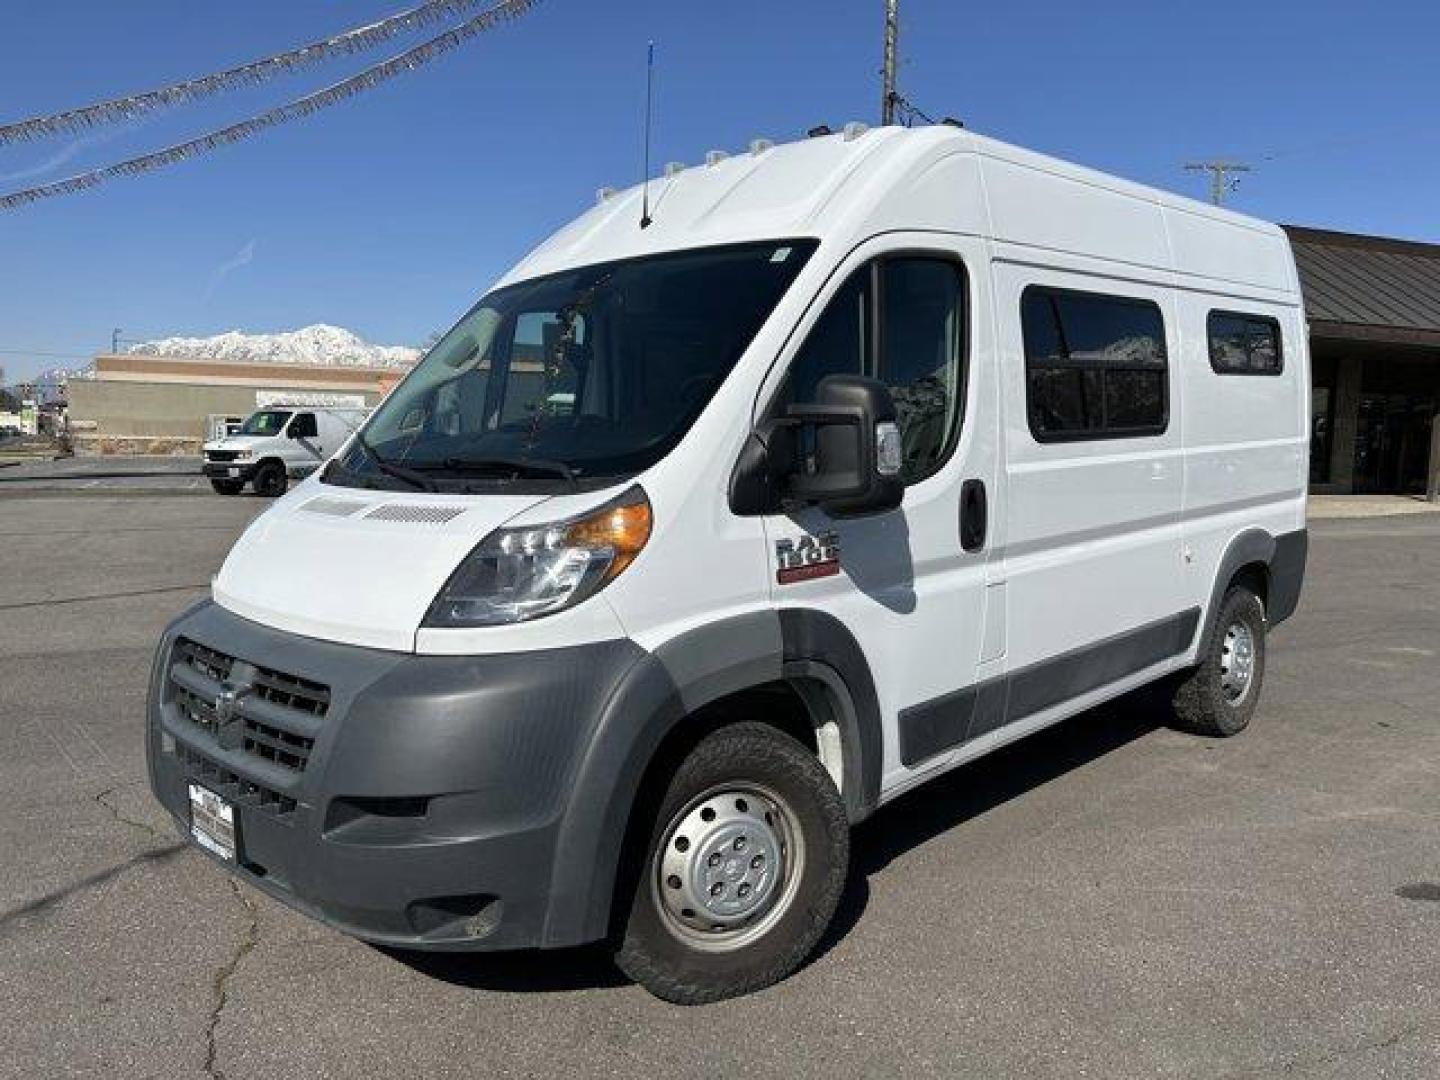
xmin=1022 ymin=286 xmax=1168 ymax=441
xmin=1208 ymin=311 xmax=1283 ymax=375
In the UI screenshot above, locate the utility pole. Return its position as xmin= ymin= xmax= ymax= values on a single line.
xmin=1184 ymin=160 xmax=1252 ymax=206
xmin=880 ymin=0 xmax=899 ymax=125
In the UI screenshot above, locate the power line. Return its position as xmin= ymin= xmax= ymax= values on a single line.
xmin=0 ymin=0 xmax=529 ymax=146
xmin=0 ymin=346 xmax=97 ymax=360
xmin=0 ymin=0 xmax=540 ymax=211
xmin=1184 ymin=160 xmax=1252 ymax=206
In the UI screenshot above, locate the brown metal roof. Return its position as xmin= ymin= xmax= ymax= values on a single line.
xmin=1283 ymin=226 xmax=1440 ymax=347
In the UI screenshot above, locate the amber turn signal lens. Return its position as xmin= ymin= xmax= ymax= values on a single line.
xmin=564 ymin=489 xmax=652 ymax=581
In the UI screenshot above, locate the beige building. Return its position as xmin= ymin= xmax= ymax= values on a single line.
xmin=67 ymin=353 xmax=409 ymax=455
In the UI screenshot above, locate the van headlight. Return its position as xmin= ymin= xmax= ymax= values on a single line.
xmin=423 ymin=486 xmax=651 ymax=627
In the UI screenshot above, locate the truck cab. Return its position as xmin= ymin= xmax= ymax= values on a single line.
xmin=202 ymin=406 xmax=368 ymax=497
xmin=151 ymin=124 xmax=1308 ymax=1003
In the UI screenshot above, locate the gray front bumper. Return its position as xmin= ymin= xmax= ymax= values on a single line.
xmin=146 ymin=601 xmax=645 ymax=951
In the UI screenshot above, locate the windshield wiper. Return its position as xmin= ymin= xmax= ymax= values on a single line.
xmin=350 ymin=429 xmax=436 ymax=492
xmin=431 ymin=455 xmax=578 ymax=486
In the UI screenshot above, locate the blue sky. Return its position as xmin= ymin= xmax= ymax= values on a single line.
xmin=1 ymin=0 xmax=1438 ymax=383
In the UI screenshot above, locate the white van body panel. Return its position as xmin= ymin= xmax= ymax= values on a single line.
xmin=214 ymin=485 xmax=554 ymax=651
xmin=203 ymin=407 xmax=370 ymax=480
xmin=207 ymin=125 xmax=1307 ymax=795
xmin=160 ymin=125 xmax=1310 ymax=961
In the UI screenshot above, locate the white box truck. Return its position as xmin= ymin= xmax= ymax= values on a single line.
xmin=149 ymin=124 xmax=1308 ymax=1003
xmin=201 ymin=405 xmax=369 ymax=496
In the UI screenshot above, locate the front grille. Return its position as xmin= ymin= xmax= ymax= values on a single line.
xmin=206 ymin=450 xmax=240 ymax=463
xmin=177 ymin=743 xmax=298 ymax=816
xmin=176 ymin=639 xmax=232 ymax=683
xmin=251 ymin=667 xmax=330 ymax=718
xmin=170 ymin=638 xmax=329 ymax=776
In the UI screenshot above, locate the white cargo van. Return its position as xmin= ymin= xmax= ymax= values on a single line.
xmin=202 ymin=406 xmax=368 ymax=496
xmin=149 ymin=125 xmax=1308 ymax=1003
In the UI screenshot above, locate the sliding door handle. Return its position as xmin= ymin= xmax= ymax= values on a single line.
xmin=960 ymin=478 xmax=987 ymax=552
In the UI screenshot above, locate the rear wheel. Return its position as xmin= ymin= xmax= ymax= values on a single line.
xmin=209 ymin=479 xmax=244 ymax=496
xmin=614 ymin=722 xmax=849 ymax=1004
xmin=1173 ymin=586 xmax=1267 ymax=736
xmin=252 ymin=461 xmax=287 ymax=498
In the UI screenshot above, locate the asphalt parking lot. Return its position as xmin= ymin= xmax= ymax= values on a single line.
xmin=1 ymin=487 xmax=1437 ymax=1079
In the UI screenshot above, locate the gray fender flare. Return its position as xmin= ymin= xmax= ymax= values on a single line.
xmin=538 ymin=608 xmax=883 ymax=948
xmin=1202 ymin=527 xmax=1308 ymax=652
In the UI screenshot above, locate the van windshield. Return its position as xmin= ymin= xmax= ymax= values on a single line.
xmin=325 ymin=240 xmax=816 ymax=492
xmin=239 ymin=410 xmax=292 ymax=436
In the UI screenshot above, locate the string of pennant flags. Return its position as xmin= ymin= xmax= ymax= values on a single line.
xmin=0 ymin=0 xmax=540 ymax=210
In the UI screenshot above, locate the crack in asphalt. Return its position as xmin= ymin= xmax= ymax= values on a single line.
xmin=1280 ymin=1023 xmax=1421 ymax=1074
xmin=94 ymin=781 xmax=263 ymax=1080
xmin=0 ymin=782 xmax=184 ymax=934
xmin=94 ymin=781 xmax=171 ymax=843
xmin=0 ymin=583 xmax=208 ymax=612
xmin=204 ymin=878 xmax=260 ymax=1080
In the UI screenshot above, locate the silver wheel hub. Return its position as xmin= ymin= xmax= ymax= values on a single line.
xmin=654 ymin=786 xmax=801 ymax=950
xmin=1219 ymin=620 xmax=1256 ymax=702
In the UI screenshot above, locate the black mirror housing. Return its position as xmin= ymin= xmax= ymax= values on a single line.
xmin=728 ymin=374 xmax=904 ymax=518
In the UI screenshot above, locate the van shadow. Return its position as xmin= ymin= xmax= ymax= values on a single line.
xmin=382 ymin=683 xmax=1171 ymax=995
xmin=788 ymin=505 xmax=917 ymax=615
xmin=808 ymin=681 xmax=1171 ymax=966
xmin=377 ymin=940 xmax=629 ymax=993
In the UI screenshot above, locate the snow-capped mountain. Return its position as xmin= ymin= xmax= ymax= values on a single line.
xmin=128 ymin=324 xmax=420 ymax=369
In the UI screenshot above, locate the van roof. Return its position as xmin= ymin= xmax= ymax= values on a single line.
xmin=501 ymin=125 xmax=1297 ymax=298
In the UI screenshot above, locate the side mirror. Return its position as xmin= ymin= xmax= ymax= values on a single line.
xmin=729 ymin=374 xmax=904 ymax=517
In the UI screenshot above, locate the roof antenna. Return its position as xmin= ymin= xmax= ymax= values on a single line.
xmin=639 ymin=40 xmax=656 ymax=229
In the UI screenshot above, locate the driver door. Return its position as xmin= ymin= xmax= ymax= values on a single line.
xmin=758 ymin=234 xmax=1001 ymax=791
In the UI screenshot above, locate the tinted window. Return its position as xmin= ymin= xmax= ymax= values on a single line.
xmin=1022 ymin=287 xmax=1168 ymax=440
xmin=788 ymin=269 xmax=870 ymax=403
xmin=1208 ymin=311 xmax=1283 ymax=375
xmin=238 ymin=410 xmax=291 ymax=436
xmin=881 ymin=260 xmax=966 ymax=479
xmin=781 ymin=256 xmax=966 ymax=483
xmin=332 ymin=241 xmax=817 ymax=491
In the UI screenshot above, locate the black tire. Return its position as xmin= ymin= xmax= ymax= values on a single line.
xmin=252 ymin=461 xmax=287 ymax=498
xmin=209 ymin=479 xmax=244 ymax=496
xmin=614 ymin=722 xmax=849 ymax=1005
xmin=1173 ymin=586 xmax=1267 ymax=737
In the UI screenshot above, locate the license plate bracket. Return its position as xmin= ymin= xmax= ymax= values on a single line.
xmin=188 ymin=783 xmax=237 ymax=861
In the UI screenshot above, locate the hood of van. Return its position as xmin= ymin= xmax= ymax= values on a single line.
xmin=204 ymin=436 xmax=267 ymax=453
xmin=212 ymin=488 xmax=551 ymax=651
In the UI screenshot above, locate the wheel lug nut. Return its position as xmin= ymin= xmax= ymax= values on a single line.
xmin=737 ymin=883 xmax=751 ymax=898
xmin=708 ymin=852 xmax=722 ymax=868
xmin=750 ymin=855 xmax=764 ymax=869
xmin=666 ymin=874 xmax=681 ymax=889
xmin=734 ymin=837 xmax=747 ymax=851
xmin=710 ymin=882 xmax=724 ymax=897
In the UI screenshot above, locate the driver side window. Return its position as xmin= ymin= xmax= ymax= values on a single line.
xmin=779 ymin=255 xmax=966 ymax=483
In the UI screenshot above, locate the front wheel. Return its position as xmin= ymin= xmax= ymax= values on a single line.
xmin=1172 ymin=586 xmax=1267 ymax=736
xmin=251 ymin=461 xmax=287 ymax=498
xmin=614 ymin=722 xmax=849 ymax=1005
